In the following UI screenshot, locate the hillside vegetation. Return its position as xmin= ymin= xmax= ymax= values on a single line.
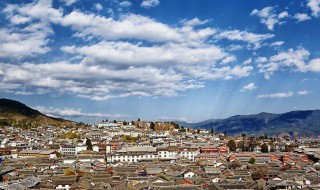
xmin=0 ymin=98 xmax=80 ymax=129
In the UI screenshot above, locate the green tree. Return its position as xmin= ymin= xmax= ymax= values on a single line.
xmin=179 ymin=126 xmax=186 ymax=132
xmin=197 ymin=129 xmax=200 ymax=134
xmin=86 ymin=138 xmax=93 ymax=151
xmin=261 ymin=143 xmax=269 ymax=153
xmin=227 ymin=139 xmax=237 ymax=152
xmin=150 ymin=122 xmax=155 ymax=131
xmin=241 ymin=133 xmax=246 ymax=150
xmin=211 ymin=128 xmax=214 ymax=134
xmin=248 ymin=157 xmax=256 ymax=164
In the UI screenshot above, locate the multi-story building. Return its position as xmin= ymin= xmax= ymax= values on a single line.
xmin=59 ymin=145 xmax=87 ymax=155
xmin=108 ymin=146 xmax=158 ymax=162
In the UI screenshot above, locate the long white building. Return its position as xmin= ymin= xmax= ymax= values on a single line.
xmin=107 ymin=146 xmax=199 ymax=163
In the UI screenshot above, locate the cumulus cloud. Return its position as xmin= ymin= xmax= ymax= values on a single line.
xmin=250 ymin=7 xmax=288 ymax=30
xmin=0 ymin=0 xmax=64 ymax=58
xmin=182 ymin=18 xmax=209 ymax=27
xmin=94 ymin=3 xmax=103 ymax=11
xmin=240 ymin=83 xmax=257 ymax=92
xmin=308 ymin=58 xmax=320 ymax=72
xmin=10 ymin=15 xmax=31 ymax=25
xmin=0 ymin=26 xmax=52 ymax=59
xmin=59 ymin=12 xmax=182 ymax=42
xmin=257 ymin=48 xmax=320 ymax=79
xmin=3 ymin=0 xmax=63 ymax=22
xmin=243 ymin=58 xmax=252 ymax=65
xmin=0 ymin=60 xmax=252 ymax=100
xmin=256 ymin=57 xmax=268 ymax=63
xmin=307 ymin=0 xmax=320 ymax=17
xmin=0 ymin=0 xmax=259 ymax=100
xmin=140 ymin=0 xmax=160 ymax=8
xmin=294 ymin=13 xmax=311 ymax=22
xmin=214 ymin=30 xmax=274 ymax=49
xmin=119 ymin=1 xmax=132 ymax=7
xmin=0 ymin=61 xmax=193 ymax=98
xmin=59 ymin=0 xmax=78 ymax=6
xmin=221 ymin=56 xmax=237 ymax=64
xmin=61 ymin=41 xmax=227 ymax=66
xmin=35 ymin=106 xmax=128 ymax=118
xmin=256 ymin=91 xmax=294 ymax=99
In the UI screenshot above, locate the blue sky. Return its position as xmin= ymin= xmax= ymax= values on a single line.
xmin=1 ymin=0 xmax=320 ymax=123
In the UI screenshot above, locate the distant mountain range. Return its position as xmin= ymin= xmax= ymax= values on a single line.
xmin=1 ymin=98 xmax=320 ymax=136
xmin=175 ymin=110 xmax=320 ymax=136
xmin=0 ymin=98 xmax=82 ymax=129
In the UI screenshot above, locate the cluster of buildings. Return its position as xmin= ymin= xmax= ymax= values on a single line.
xmin=0 ymin=121 xmax=319 ymax=189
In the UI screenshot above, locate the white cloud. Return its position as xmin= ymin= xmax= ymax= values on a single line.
xmin=140 ymin=0 xmax=160 ymax=8
xmin=224 ymin=65 xmax=253 ymax=79
xmin=119 ymin=1 xmax=132 ymax=7
xmin=0 ymin=57 xmax=253 ymax=100
xmin=241 ymin=83 xmax=257 ymax=92
xmin=60 ymin=0 xmax=78 ymax=6
xmin=243 ymin=58 xmax=252 ymax=65
xmin=298 ymin=90 xmax=310 ymax=95
xmin=0 ymin=0 xmax=64 ymax=59
xmin=227 ymin=45 xmax=243 ymax=51
xmin=278 ymin=11 xmax=289 ymax=19
xmin=94 ymin=3 xmax=103 ymax=11
xmin=307 ymin=0 xmax=320 ymax=17
xmin=215 ymin=30 xmax=274 ymax=49
xmin=58 ymin=12 xmax=218 ymax=46
xmin=221 ymin=56 xmax=237 ymax=64
xmin=0 ymin=25 xmax=52 ymax=59
xmin=157 ymin=116 xmax=194 ymax=123
xmin=250 ymin=7 xmax=288 ymax=30
xmin=0 ymin=61 xmax=199 ymax=100
xmin=257 ymin=91 xmax=294 ymax=99
xmin=10 ymin=15 xmax=31 ymax=25
xmin=270 ymin=41 xmax=284 ymax=47
xmin=256 ymin=57 xmax=268 ymax=63
xmin=3 ymin=0 xmax=63 ymax=22
xmin=176 ymin=65 xmax=253 ymax=80
xmin=294 ymin=13 xmax=311 ymax=22
xmin=0 ymin=0 xmax=258 ymax=100
xmin=35 ymin=106 xmax=127 ymax=118
xmin=307 ymin=58 xmax=320 ymax=72
xmin=182 ymin=18 xmax=209 ymax=27
xmin=60 ymin=12 xmax=182 ymax=43
xmin=257 ymin=48 xmax=319 ymax=79
xmin=61 ymin=41 xmax=227 ymax=66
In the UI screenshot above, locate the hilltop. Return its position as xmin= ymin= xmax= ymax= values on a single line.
xmin=176 ymin=110 xmax=320 ymax=136
xmin=0 ymin=98 xmax=80 ymax=129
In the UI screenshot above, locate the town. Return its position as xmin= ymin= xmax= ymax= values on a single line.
xmin=0 ymin=120 xmax=319 ymax=190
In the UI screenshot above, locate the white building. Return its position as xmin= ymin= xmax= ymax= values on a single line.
xmin=59 ymin=145 xmax=87 ymax=155
xmin=63 ymin=155 xmax=105 ymax=164
xmin=107 ymin=146 xmax=198 ymax=163
xmin=109 ymin=146 xmax=158 ymax=162
xmin=97 ymin=122 xmax=118 ymax=128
